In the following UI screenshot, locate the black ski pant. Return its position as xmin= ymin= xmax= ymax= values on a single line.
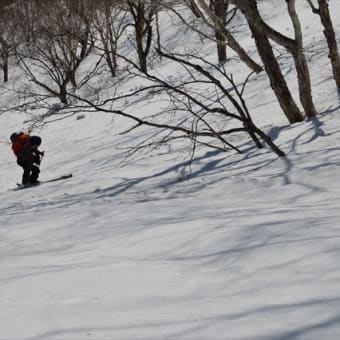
xmin=17 ymin=159 xmax=40 ymax=185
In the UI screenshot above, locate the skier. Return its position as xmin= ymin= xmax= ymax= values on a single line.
xmin=10 ymin=132 xmax=44 ymax=185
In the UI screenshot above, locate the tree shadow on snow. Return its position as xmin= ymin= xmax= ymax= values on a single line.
xmin=25 ymin=299 xmax=340 ymax=340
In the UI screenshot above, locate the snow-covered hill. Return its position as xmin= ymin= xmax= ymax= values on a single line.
xmin=1 ymin=1 xmax=340 ymax=339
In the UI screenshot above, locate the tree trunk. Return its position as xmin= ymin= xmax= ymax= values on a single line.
xmin=250 ymin=22 xmax=304 ymax=123
xmin=318 ymin=0 xmax=340 ymax=88
xmin=59 ymin=84 xmax=68 ymax=104
xmin=216 ymin=31 xmax=227 ymax=63
xmin=233 ymin=0 xmax=304 ymax=123
xmin=233 ymin=0 xmax=317 ymax=119
xmin=195 ymin=0 xmax=262 ymax=73
xmin=0 ymin=37 xmax=9 ymax=82
xmin=211 ymin=0 xmax=229 ymax=63
xmin=308 ymin=0 xmax=340 ymax=89
xmin=3 ymin=59 xmax=8 ymax=82
xmin=287 ymin=0 xmax=317 ymax=118
xmin=1 ymin=50 xmax=9 ymax=82
xmin=128 ymin=1 xmax=154 ymax=73
xmin=187 ymin=0 xmax=202 ymax=18
xmin=136 ymin=17 xmax=150 ymax=73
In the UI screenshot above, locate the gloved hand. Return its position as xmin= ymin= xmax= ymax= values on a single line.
xmin=32 ymin=150 xmax=43 ymax=165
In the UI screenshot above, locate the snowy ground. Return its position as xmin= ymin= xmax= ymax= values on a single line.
xmin=1 ymin=1 xmax=340 ymax=339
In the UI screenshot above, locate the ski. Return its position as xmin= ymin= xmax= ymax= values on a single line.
xmin=15 ymin=174 xmax=73 ymax=190
xmin=44 ymin=173 xmax=73 ymax=183
xmin=15 ymin=182 xmax=41 ymax=190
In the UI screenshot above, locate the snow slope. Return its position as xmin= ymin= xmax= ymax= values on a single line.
xmin=1 ymin=1 xmax=340 ymax=339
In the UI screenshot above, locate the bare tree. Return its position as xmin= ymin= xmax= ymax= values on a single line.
xmin=185 ymin=0 xmax=262 ymax=72
xmin=0 ymin=5 xmax=18 ymax=82
xmin=0 ymin=35 xmax=10 ymax=82
xmin=209 ymin=0 xmax=230 ymax=63
xmin=15 ymin=0 xmax=96 ymax=104
xmin=69 ymin=46 xmax=284 ymax=158
xmin=93 ymin=0 xmax=129 ymax=77
xmin=232 ymin=0 xmax=317 ymax=120
xmin=155 ymin=49 xmax=284 ymax=156
xmin=228 ymin=0 xmax=303 ymax=123
xmin=186 ymin=0 xmax=202 ymax=18
xmin=307 ymin=0 xmax=340 ymax=89
xmin=286 ymin=0 xmax=317 ymax=117
xmin=126 ymin=0 xmax=157 ymax=73
xmin=15 ymin=0 xmax=41 ymax=50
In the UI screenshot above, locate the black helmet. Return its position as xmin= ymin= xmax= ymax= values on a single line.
xmin=29 ymin=135 xmax=41 ymax=146
xmin=10 ymin=131 xmax=23 ymax=143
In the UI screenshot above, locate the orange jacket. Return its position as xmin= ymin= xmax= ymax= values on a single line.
xmin=11 ymin=133 xmax=31 ymax=157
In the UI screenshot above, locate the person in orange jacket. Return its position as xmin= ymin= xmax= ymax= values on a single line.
xmin=10 ymin=132 xmax=44 ymax=185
